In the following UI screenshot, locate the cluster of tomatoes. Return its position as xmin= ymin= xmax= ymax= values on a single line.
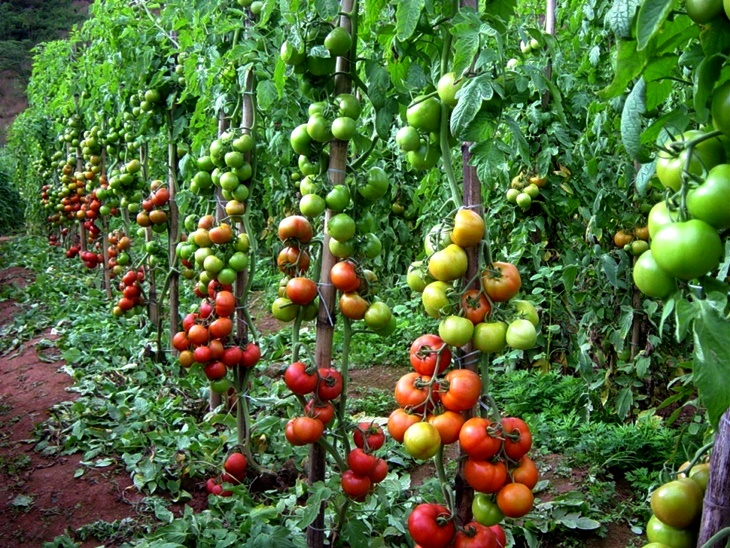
xmin=409 ymin=503 xmax=506 ymax=548
xmin=283 ymin=360 xmax=342 ymax=445
xmin=135 ymin=179 xmax=171 ymax=231
xmin=643 ymin=460 xmax=710 ymax=548
xmin=173 ymin=287 xmax=261 ymax=394
xmin=340 ymin=422 xmax=389 ymax=501
xmin=47 ymin=233 xmax=61 ymax=247
xmin=271 ymin=215 xmax=318 ymax=322
xmin=176 ymin=214 xmax=251 ymax=294
xmin=106 ymin=230 xmax=133 ymax=277
xmin=613 ymin=225 xmax=650 ymax=257
xmin=394 ymin=72 xmax=463 ymax=170
xmin=106 ymin=158 xmax=147 ymax=216
xmin=113 ymin=268 xmax=146 ymax=317
xmin=289 ymin=92 xmax=362 ymax=176
xmin=407 ymin=208 xmax=540 ymax=353
xmin=205 ymin=451 xmax=248 ymax=497
xmin=279 ymin=21 xmax=352 ymax=86
xmin=188 ymin=131 xmax=254 ymax=222
xmin=505 ymin=171 xmax=547 ymax=211
xmin=634 ymin=128 xmax=729 ymax=300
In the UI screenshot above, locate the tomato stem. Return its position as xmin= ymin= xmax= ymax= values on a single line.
xmin=701 ymin=527 xmax=730 ymax=548
xmin=434 ymin=443 xmax=455 ymax=512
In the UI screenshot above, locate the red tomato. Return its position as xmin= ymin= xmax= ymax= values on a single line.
xmin=285 ymin=416 xmax=324 ymax=445
xmin=464 ymin=458 xmax=508 ymax=493
xmin=409 ymin=334 xmax=452 ymax=376
xmin=453 ymin=521 xmax=497 ymax=548
xmin=317 ymin=367 xmax=343 ymax=400
xmin=284 ymin=361 xmax=318 ymax=395
xmin=387 ymin=408 xmax=421 ymax=442
xmin=304 ymin=399 xmax=335 ymax=425
xmin=286 ymin=277 xmax=318 ymax=305
xmin=341 ymin=469 xmax=371 ymax=501
xmin=511 ymin=455 xmax=538 ymax=489
xmin=239 ymin=342 xmax=261 ymax=368
xmin=427 ymin=410 xmax=465 ymax=445
xmin=496 ymin=483 xmax=534 ymax=518
xmin=353 ymin=422 xmax=386 ymax=451
xmin=501 ymin=417 xmax=532 ymax=461
xmin=347 ymin=448 xmax=378 ymax=476
xmin=394 ymin=372 xmax=440 ymax=413
xmin=440 ymin=369 xmax=482 ymax=412
xmin=459 ymin=417 xmax=501 ymax=460
xmin=330 ymin=260 xmax=361 ymax=292
xmin=407 ymin=503 xmax=456 ymax=548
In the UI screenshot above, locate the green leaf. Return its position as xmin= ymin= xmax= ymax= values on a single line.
xmin=503 ymin=116 xmax=530 ymax=164
xmin=365 ymin=61 xmax=390 ymax=109
xmin=395 ymin=0 xmax=425 ymax=42
xmin=599 ymin=40 xmax=646 ymax=98
xmin=562 ymin=264 xmax=578 ymax=292
xmin=364 ymin=0 xmax=388 ymax=28
xmin=692 ymin=300 xmax=730 ymax=428
xmin=675 ymin=297 xmax=697 ymax=342
xmin=482 ymin=0 xmax=516 ymax=22
xmin=700 ymin=16 xmax=730 ymax=55
xmin=600 ymin=254 xmax=626 ymax=289
xmin=635 ymin=161 xmax=655 ymax=196
xmin=606 ymin=0 xmax=641 ymax=39
xmin=450 ymin=74 xmax=492 ymax=138
xmin=313 ymin=0 xmax=339 ymax=20
xmin=693 ymin=54 xmax=724 ymax=124
xmin=635 ymin=0 xmax=673 ymax=51
xmin=621 ymin=77 xmax=651 ymax=163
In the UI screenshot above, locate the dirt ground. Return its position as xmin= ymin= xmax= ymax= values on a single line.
xmin=0 ymin=265 xmax=640 ymax=547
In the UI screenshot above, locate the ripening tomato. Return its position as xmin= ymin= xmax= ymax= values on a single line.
xmin=330 ymin=260 xmax=360 ymax=292
xmin=278 ymin=215 xmax=313 ymax=243
xmin=450 ymin=208 xmax=485 ymax=248
xmin=387 ymin=408 xmax=421 ymax=442
xmin=339 ymin=292 xmax=369 ymax=320
xmin=277 ymin=246 xmax=311 ymax=277
xmin=511 ymin=456 xmax=539 ymax=489
xmin=650 ymin=478 xmax=703 ymax=529
xmin=464 ymin=458 xmax=508 ymax=493
xmin=481 ymin=262 xmax=521 ymax=302
xmin=461 ymin=289 xmax=491 ymax=324
xmin=286 ymin=277 xmax=318 ymax=305
xmin=645 ymin=515 xmax=695 ymax=548
xmin=427 ymin=410 xmax=465 ymax=445
xmin=429 ymin=244 xmax=468 ymax=282
xmin=304 ymin=399 xmax=335 ymax=425
xmin=403 ymin=422 xmax=442 ymax=459
xmin=285 ymin=416 xmax=324 ymax=445
xmin=496 ymin=483 xmax=534 ymax=518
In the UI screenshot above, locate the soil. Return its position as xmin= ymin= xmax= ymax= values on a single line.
xmin=0 ymin=266 xmax=209 ymax=547
xmin=0 ymin=268 xmax=640 ymax=547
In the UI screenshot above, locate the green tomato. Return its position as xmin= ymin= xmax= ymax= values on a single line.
xmin=307 ymin=55 xmax=335 ymax=77
xmin=327 ymin=213 xmax=357 ymax=241
xmin=686 ymin=0 xmax=723 ymax=22
xmin=290 ymin=124 xmax=314 ymax=155
xmin=472 ymin=493 xmax=505 ymax=527
xmin=437 ymin=72 xmax=463 ymax=108
xmin=648 ymin=201 xmax=676 ymax=239
xmin=513 ymin=300 xmax=539 ymax=326
xmin=655 ymin=130 xmax=726 ymax=192
xmin=331 ymin=116 xmax=356 ymax=141
xmin=210 ymin=377 xmax=233 ymax=394
xmin=328 ymin=237 xmax=355 ymax=258
xmin=355 ymin=210 xmax=377 ymax=233
xmin=424 ymin=223 xmax=452 ymax=255
xmin=396 ymin=126 xmax=421 ymax=151
xmin=228 ymin=251 xmax=249 ymax=272
xmin=324 ymin=27 xmax=352 ymax=57
xmin=428 ymin=244 xmax=468 ymax=282
xmin=506 ymin=319 xmax=537 ymax=350
xmin=298 ymin=155 xmax=320 ymax=176
xmin=650 ymin=479 xmax=703 ymax=529
xmin=359 ymin=233 xmax=382 ymax=259
xmin=687 ymin=163 xmax=730 ymax=228
xmin=645 ymin=515 xmax=695 ymax=548
xmin=406 ymin=141 xmax=440 ymax=170
xmin=506 ymin=188 xmax=520 ymax=203
xmin=224 ymin=151 xmax=245 ymax=169
xmin=438 ymin=315 xmax=474 ymax=347
xmin=472 ymin=321 xmax=508 ymax=353
xmin=217 ymin=267 xmax=237 ymax=285
xmin=407 ymin=96 xmax=441 ymax=133
xmin=307 ymin=114 xmax=332 ymax=143
xmin=271 ymin=297 xmax=299 ymax=322
xmin=325 ymin=184 xmax=351 ymax=212
xmin=406 ymin=261 xmax=433 ymax=293
xmin=403 ymin=422 xmax=441 ymax=460
xmin=421 ymin=281 xmax=453 ymax=319
xmin=335 ymin=93 xmax=361 ymax=119
xmin=364 ymin=301 xmax=392 ymax=330
xmin=713 ymin=80 xmax=730 ymax=137
xmin=359 ymin=166 xmax=389 ymax=201
xmin=372 ymin=314 xmax=397 ymax=337
xmin=516 ymin=192 xmax=532 ymax=209
xmin=234 ymin=233 xmax=250 ymax=252
xmin=651 ymin=219 xmax=723 ymax=280
xmin=232 ymin=134 xmax=255 ymax=153
xmin=299 ymin=193 xmax=326 ymax=218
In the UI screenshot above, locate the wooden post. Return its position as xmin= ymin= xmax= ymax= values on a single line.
xmin=697 ymin=409 xmax=730 ymax=546
xmin=307 ymin=2 xmax=354 ymax=546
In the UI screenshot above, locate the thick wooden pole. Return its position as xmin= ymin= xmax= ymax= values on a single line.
xmin=697 ymin=409 xmax=730 ymax=546
xmin=307 ymin=2 xmax=354 ymax=546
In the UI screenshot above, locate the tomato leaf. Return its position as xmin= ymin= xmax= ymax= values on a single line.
xmin=395 ymin=0 xmax=425 ymax=42
xmin=599 ymin=40 xmax=646 ymax=99
xmin=296 ymin=482 xmax=332 ymax=528
xmin=600 ymin=254 xmax=627 ymax=289
xmin=621 ymin=77 xmax=652 ymax=163
xmin=692 ymin=299 xmax=730 ymax=429
xmin=675 ymin=298 xmax=697 ymax=343
xmin=605 ymin=0 xmax=640 ymax=39
xmin=693 ymin=54 xmax=724 ymax=124
xmin=503 ymin=116 xmax=530 ymax=164
xmin=634 ymin=161 xmax=655 ymax=196
xmin=451 ymin=15 xmax=481 ymax=78
xmin=450 ymin=74 xmax=492 ymax=138
xmin=314 ymin=0 xmax=339 ymax=20
xmin=635 ymin=0 xmax=672 ymax=51
xmin=699 ymin=16 xmax=730 ymax=56
xmin=364 ymin=0 xmax=388 ymax=28
xmin=482 ymin=0 xmax=516 ymax=23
